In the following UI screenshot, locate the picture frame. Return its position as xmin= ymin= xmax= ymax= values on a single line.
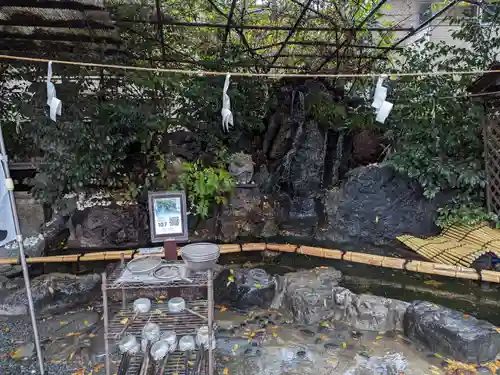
xmin=148 ymin=191 xmax=188 ymax=243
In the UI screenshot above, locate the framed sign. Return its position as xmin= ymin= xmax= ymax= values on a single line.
xmin=148 ymin=191 xmax=188 ymax=243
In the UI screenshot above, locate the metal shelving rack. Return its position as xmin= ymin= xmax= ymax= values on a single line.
xmin=101 ymin=258 xmax=215 ymax=375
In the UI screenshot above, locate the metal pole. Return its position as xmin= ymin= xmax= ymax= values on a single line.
xmin=120 ymin=253 xmax=126 ymax=310
xmin=102 ymin=272 xmax=111 ymax=375
xmin=207 ymin=270 xmax=214 ymax=375
xmin=0 ymin=125 xmax=44 ymax=374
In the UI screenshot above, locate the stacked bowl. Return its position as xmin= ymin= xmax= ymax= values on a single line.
xmin=180 ymin=242 xmax=220 ymax=271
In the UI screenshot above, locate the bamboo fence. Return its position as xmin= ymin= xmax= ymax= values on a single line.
xmin=0 ymin=242 xmax=499 ymax=283
xmin=398 ymin=222 xmax=500 ymax=267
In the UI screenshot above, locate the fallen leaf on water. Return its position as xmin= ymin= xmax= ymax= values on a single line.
xmin=10 ymin=348 xmax=24 ymax=360
xmin=89 ymin=333 xmax=97 ymax=338
xmin=228 ymin=275 xmax=235 ymax=282
xmin=255 ymin=283 xmax=263 ymax=289
xmin=71 ymin=369 xmax=84 ymax=375
xmin=232 ymin=344 xmax=239 ymax=353
xmin=319 ymin=334 xmax=328 ymax=340
xmin=84 ymin=320 xmax=89 ymax=326
xmin=434 ymin=353 xmax=442 ymax=359
xmin=156 ymin=300 xmax=164 ymax=304
xmin=120 ymin=317 xmax=129 ymax=325
xmin=430 ymin=369 xmax=440 ymax=375
xmin=220 ymin=306 xmax=228 ymax=312
xmin=60 ymin=321 xmax=68 ymax=326
xmin=424 ymin=280 xmax=443 ymax=288
xmin=3 ymin=327 xmax=9 ymax=332
xmin=273 ymin=332 xmax=278 ymax=338
xmin=66 ymin=332 xmax=81 ymax=337
xmin=223 ymin=368 xmax=229 ymax=375
xmin=463 ymin=314 xmax=469 ymax=319
xmin=378 ymin=331 xmax=386 ymax=335
xmin=320 ymin=321 xmax=330 ymax=328
xmin=341 ymin=342 xmax=347 ymax=349
xmin=375 ymin=336 xmax=383 ymax=340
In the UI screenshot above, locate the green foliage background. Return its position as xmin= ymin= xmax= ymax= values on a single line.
xmin=0 ymin=0 xmax=499 ymax=225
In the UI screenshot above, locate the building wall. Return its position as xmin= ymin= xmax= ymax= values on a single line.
xmin=381 ymin=0 xmax=479 ymax=47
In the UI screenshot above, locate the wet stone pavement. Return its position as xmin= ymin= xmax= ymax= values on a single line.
xmin=0 ymin=303 xmax=499 ymax=375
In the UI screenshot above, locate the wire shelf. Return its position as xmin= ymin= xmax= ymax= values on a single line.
xmin=106 ymin=261 xmax=210 ymax=290
xmin=120 ymin=350 xmax=208 ymax=375
xmin=107 ymin=300 xmax=209 ymax=340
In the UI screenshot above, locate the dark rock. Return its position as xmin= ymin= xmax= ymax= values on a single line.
xmin=160 ymin=131 xmax=202 ymax=161
xmin=352 ymin=130 xmax=383 ymax=166
xmin=404 ymin=300 xmax=500 ymax=363
xmin=70 ymin=205 xmax=147 ymax=247
xmin=228 ymin=153 xmax=254 ymax=184
xmin=320 ymin=164 xmax=443 ymax=245
xmin=214 ymin=268 xmax=275 ymax=310
xmin=275 ymin=268 xmax=408 ymax=331
xmin=0 ymin=273 xmax=100 ymax=316
xmin=275 ymin=268 xmax=342 ymax=324
xmin=218 ymin=188 xmax=278 ymax=242
xmin=345 ymin=353 xmax=408 ymax=375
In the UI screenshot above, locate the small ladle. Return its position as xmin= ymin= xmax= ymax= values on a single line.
xmin=117 ymin=335 xmax=140 ymax=375
xmin=138 ymin=323 xmax=161 ymax=375
xmin=117 ymin=298 xmax=152 ymax=338
xmin=179 ymin=335 xmax=196 ymax=375
xmin=193 ymin=326 xmax=214 ymax=375
xmin=154 ymin=331 xmax=178 ymax=375
xmin=168 ymin=297 xmax=208 ymax=321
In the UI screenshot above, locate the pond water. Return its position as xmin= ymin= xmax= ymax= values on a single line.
xmin=7 ymin=249 xmax=498 ymax=375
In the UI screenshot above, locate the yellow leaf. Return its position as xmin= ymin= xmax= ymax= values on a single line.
xmin=228 ymin=275 xmax=235 ymax=282
xmin=320 ymin=321 xmax=330 ymax=328
xmin=255 ymin=283 xmax=263 ymax=289
xmin=341 ymin=342 xmax=347 ymax=349
xmin=88 ymin=334 xmax=97 ymax=338
xmin=223 ymin=368 xmax=229 ymax=375
xmin=424 ymin=280 xmax=443 ymax=288
xmin=273 ymin=332 xmax=278 ymax=338
xmin=159 ymin=296 xmax=166 ymax=299
xmin=430 ymin=370 xmax=440 ymax=375
xmin=320 ymin=334 xmax=328 ymax=340
xmin=84 ymin=320 xmax=89 ymax=326
xmin=220 ymin=306 xmax=228 ymax=312
xmin=66 ymin=332 xmax=81 ymax=337
xmin=376 ymin=336 xmax=383 ymax=340
xmin=3 ymin=327 xmax=9 ymax=332
xmin=120 ymin=318 xmax=129 ymax=325
xmin=60 ymin=321 xmax=68 ymax=326
xmin=383 ymin=4 xmax=392 ymax=9
xmin=157 ymin=300 xmax=164 ymax=304
xmin=390 ymin=75 xmax=397 ymax=81
xmin=93 ymin=364 xmax=104 ymax=372
xmin=435 ymin=353 xmax=442 ymax=359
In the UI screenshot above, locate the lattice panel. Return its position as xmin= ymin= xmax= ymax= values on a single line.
xmin=484 ymin=118 xmax=500 ymax=216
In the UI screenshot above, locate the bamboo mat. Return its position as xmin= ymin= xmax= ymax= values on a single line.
xmin=397 ymin=222 xmax=500 ymax=267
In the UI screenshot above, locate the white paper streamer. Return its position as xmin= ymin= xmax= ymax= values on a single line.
xmin=221 ymin=73 xmax=233 ymax=132
xmin=46 ymin=62 xmax=62 ymax=122
xmin=371 ymin=75 xmax=387 ymax=109
xmin=375 ymin=101 xmax=393 ymax=124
